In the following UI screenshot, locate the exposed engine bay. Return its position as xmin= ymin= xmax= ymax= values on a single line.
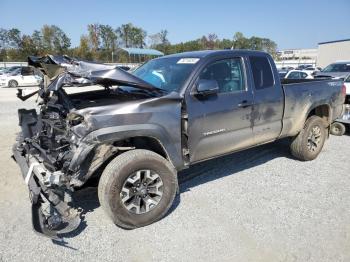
xmin=12 ymin=55 xmax=161 ymax=238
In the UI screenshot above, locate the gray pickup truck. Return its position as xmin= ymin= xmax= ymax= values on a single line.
xmin=12 ymin=50 xmax=345 ymax=238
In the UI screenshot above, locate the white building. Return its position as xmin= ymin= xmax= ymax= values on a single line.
xmin=317 ymin=39 xmax=350 ymax=68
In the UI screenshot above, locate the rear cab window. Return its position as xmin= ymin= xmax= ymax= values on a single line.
xmin=249 ymin=56 xmax=274 ymax=89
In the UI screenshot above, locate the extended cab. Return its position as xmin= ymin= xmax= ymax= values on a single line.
xmin=12 ymin=51 xmax=345 ymax=237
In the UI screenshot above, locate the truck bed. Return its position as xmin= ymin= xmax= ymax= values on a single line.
xmin=279 ymin=78 xmax=344 ymax=137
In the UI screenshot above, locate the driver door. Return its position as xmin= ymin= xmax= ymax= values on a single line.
xmin=185 ymin=57 xmax=255 ymax=163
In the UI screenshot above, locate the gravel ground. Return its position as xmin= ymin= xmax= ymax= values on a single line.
xmin=0 ymin=87 xmax=349 ymax=262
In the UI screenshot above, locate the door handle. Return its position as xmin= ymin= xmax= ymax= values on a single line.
xmin=237 ymin=100 xmax=253 ymax=108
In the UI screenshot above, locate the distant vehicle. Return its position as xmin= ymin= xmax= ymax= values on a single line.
xmin=0 ymin=66 xmax=42 ymax=87
xmin=284 ymin=70 xmax=313 ymax=79
xmin=296 ymin=64 xmax=312 ymax=70
xmin=0 ymin=66 xmax=21 ymax=75
xmin=280 ymin=66 xmax=294 ymax=71
xmin=330 ymin=74 xmax=350 ymax=136
xmin=304 ymin=66 xmax=321 ymax=72
xmin=278 ymin=71 xmax=287 ymax=79
xmin=345 ymin=74 xmax=350 ymax=103
xmin=314 ymin=61 xmax=350 ymax=79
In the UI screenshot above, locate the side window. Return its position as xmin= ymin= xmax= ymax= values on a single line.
xmin=288 ymin=72 xmax=299 ymax=79
xmin=302 ymin=72 xmax=308 ymax=78
xmin=249 ymin=56 xmax=274 ymax=89
xmin=199 ymin=58 xmax=245 ymax=93
xmin=21 ymin=67 xmax=34 ymax=76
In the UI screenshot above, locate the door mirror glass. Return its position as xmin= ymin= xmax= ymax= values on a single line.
xmin=196 ymin=79 xmax=219 ymax=95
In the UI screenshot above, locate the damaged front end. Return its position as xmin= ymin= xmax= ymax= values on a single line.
xmin=13 ymin=105 xmax=84 ymax=238
xmin=12 ymin=55 xmax=158 ymax=238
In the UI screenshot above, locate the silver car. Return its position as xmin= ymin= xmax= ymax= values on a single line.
xmin=314 ymin=61 xmax=350 ymax=79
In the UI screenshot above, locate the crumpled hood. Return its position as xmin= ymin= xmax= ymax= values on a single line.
xmin=28 ymin=55 xmax=158 ymax=92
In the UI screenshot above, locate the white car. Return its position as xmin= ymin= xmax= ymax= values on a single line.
xmin=303 ymin=66 xmax=321 ymax=72
xmin=284 ymin=70 xmax=313 ymax=79
xmin=0 ymin=67 xmax=42 ymax=88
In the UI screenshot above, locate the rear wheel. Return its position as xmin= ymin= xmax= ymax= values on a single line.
xmin=8 ymin=80 xmax=18 ymax=88
xmin=330 ymin=122 xmax=346 ymax=136
xmin=290 ymin=116 xmax=327 ymax=161
xmin=98 ymin=149 xmax=178 ymax=229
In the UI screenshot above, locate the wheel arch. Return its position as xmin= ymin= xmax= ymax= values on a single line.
xmin=71 ymin=132 xmax=183 ymax=187
xmin=306 ymin=103 xmax=332 ymax=126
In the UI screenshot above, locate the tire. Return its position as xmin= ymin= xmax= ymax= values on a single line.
xmin=330 ymin=122 xmax=346 ymax=136
xmin=290 ymin=116 xmax=327 ymax=161
xmin=8 ymin=80 xmax=18 ymax=88
xmin=98 ymin=149 xmax=178 ymax=229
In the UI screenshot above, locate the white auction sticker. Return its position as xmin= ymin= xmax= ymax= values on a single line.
xmin=177 ymin=58 xmax=200 ymax=64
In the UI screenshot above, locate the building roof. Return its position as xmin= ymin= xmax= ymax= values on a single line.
xmin=120 ymin=47 xmax=164 ymax=56
xmin=318 ymin=39 xmax=350 ymax=45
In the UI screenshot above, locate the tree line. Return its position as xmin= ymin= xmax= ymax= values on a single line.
xmin=0 ymin=24 xmax=278 ymax=63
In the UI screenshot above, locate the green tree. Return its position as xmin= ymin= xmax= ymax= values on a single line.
xmin=75 ymin=35 xmax=92 ymax=60
xmin=232 ymin=32 xmax=249 ymax=49
xmin=31 ymin=30 xmax=44 ymax=55
xmin=99 ymin=24 xmax=117 ymax=51
xmin=51 ymin=25 xmax=71 ymax=53
xmin=117 ymin=23 xmax=133 ymax=47
xmin=7 ymin=28 xmax=21 ymax=48
xmin=87 ymin=23 xmax=100 ymax=51
xmin=40 ymin=25 xmax=71 ymax=54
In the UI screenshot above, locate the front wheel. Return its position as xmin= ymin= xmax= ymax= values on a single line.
xmin=290 ymin=116 xmax=327 ymax=161
xmin=8 ymin=80 xmax=18 ymax=88
xmin=98 ymin=149 xmax=178 ymax=229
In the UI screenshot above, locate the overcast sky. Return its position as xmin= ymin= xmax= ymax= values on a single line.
xmin=1 ymin=0 xmax=349 ymax=50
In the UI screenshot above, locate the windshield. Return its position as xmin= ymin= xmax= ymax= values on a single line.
xmin=132 ymin=57 xmax=199 ymax=92
xmin=345 ymin=74 xmax=350 ymax=82
xmin=322 ymin=63 xmax=350 ymax=73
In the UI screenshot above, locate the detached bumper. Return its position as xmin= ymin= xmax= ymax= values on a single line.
xmin=12 ymin=142 xmax=81 ymax=239
xmin=12 ymin=143 xmax=43 ymax=203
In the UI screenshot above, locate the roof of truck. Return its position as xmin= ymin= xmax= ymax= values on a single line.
xmin=161 ymin=49 xmax=268 ymax=59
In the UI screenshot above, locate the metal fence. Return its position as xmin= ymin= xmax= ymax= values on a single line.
xmin=0 ymin=61 xmax=28 ymax=68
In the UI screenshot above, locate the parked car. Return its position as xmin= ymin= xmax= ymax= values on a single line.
xmin=344 ymin=74 xmax=350 ymax=105
xmin=0 ymin=66 xmax=21 ymax=75
xmin=12 ymin=51 xmax=345 ymax=238
xmin=280 ymin=66 xmax=294 ymax=71
xmin=278 ymin=71 xmax=288 ymax=79
xmin=330 ymin=74 xmax=350 ymax=136
xmin=0 ymin=66 xmax=42 ymax=87
xmin=284 ymin=70 xmax=313 ymax=79
xmin=314 ymin=61 xmax=350 ymax=79
xmin=303 ymin=66 xmax=321 ymax=72
xmin=295 ymin=64 xmax=313 ymax=70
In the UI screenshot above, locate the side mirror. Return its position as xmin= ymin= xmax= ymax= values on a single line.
xmin=196 ymin=79 xmax=219 ymax=95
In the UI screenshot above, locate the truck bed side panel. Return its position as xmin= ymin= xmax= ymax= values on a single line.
xmin=280 ymin=80 xmax=344 ymax=137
